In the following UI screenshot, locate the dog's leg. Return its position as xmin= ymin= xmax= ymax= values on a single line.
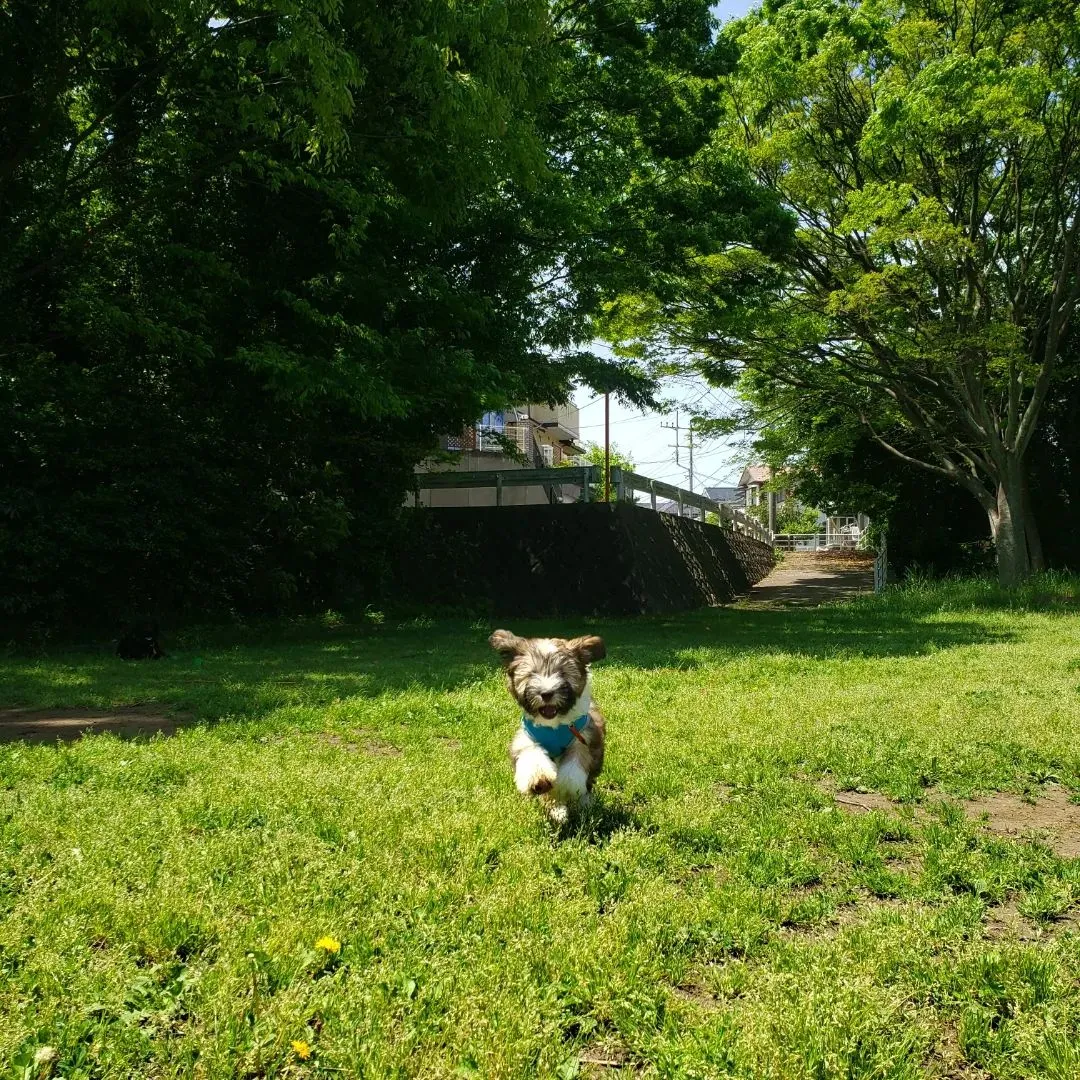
xmin=510 ymin=728 xmax=557 ymax=795
xmin=553 ymin=742 xmax=591 ymax=809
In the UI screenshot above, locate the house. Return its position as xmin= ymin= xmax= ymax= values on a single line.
xmin=738 ymin=464 xmax=789 ymax=511
xmin=733 ymin=464 xmax=871 ymax=547
xmin=414 ymin=404 xmax=585 ymax=507
xmin=648 ymin=483 xmax=749 ymax=518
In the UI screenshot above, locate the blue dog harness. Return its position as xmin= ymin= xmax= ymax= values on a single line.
xmin=522 ymin=713 xmax=589 ymax=757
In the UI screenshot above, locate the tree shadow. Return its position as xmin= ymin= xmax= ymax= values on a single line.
xmin=0 ymin=600 xmax=1016 ymax=730
xmin=740 ymin=570 xmax=875 ymax=607
xmin=604 ymin=603 xmax=1013 ymax=668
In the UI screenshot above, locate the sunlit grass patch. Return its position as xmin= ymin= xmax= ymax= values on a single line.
xmin=3 ymin=582 xmax=1080 ymax=1076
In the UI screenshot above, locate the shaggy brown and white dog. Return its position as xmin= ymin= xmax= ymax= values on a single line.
xmin=489 ymin=629 xmax=606 ymax=824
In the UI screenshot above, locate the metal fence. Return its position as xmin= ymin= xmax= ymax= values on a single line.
xmin=607 ymin=468 xmax=772 ymax=543
xmin=412 ymin=465 xmax=596 ymax=506
xmin=772 ymin=531 xmax=862 ymax=552
xmin=411 ymin=465 xmax=773 ymax=544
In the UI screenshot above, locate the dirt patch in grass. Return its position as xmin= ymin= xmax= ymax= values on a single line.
xmin=965 ymin=784 xmax=1080 ymax=858
xmin=924 ymin=1021 xmax=989 ymax=1079
xmin=579 ymin=1040 xmax=641 ymax=1074
xmin=320 ymin=732 xmax=403 ymax=757
xmin=0 ymin=706 xmax=191 ymax=743
xmin=828 ymin=782 xmax=1080 ymax=858
xmin=832 ymin=790 xmax=906 ymax=815
xmin=672 ymin=981 xmax=721 ymax=1008
xmin=982 ymin=899 xmax=1043 ymax=942
xmin=773 ymin=895 xmax=910 ymax=942
xmin=831 ymin=895 xmax=909 ymax=927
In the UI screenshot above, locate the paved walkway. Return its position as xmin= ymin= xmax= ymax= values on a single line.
xmin=744 ymin=551 xmax=875 ymax=607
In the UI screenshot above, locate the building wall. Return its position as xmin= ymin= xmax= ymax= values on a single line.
xmin=416 ymin=402 xmax=585 ymax=507
xmin=527 ymin=402 xmax=580 ymax=437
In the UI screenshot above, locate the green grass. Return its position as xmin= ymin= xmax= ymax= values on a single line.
xmin=4 ymin=580 xmax=1080 ymax=1078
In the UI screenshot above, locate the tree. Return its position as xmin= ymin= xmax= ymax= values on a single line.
xmin=1 ymin=0 xmax=747 ymax=629
xmin=772 ymin=503 xmax=823 ymax=535
xmin=560 ymin=442 xmax=636 ymax=503
xmin=613 ymin=0 xmax=1080 ymax=586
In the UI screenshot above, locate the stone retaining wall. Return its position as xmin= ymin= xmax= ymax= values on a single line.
xmin=395 ymin=503 xmax=774 ymax=617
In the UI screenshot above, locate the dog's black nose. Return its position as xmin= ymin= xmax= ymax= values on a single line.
xmin=540 ymin=692 xmax=554 ymax=702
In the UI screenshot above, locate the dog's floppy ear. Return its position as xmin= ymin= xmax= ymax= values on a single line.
xmin=489 ymin=629 xmax=526 ymax=665
xmin=568 ymin=634 xmax=606 ymax=665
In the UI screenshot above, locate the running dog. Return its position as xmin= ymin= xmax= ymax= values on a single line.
xmin=489 ymin=629 xmax=606 ymax=824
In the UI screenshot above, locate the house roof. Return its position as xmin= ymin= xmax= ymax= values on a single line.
xmin=739 ymin=464 xmax=772 ymax=487
xmin=653 ymin=499 xmax=704 ymax=515
xmin=704 ymin=485 xmax=742 ymax=505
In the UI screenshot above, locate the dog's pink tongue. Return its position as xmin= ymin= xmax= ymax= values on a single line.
xmin=538 ymin=705 xmax=558 ymax=719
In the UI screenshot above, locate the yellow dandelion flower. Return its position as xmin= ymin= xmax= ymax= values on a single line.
xmin=315 ymin=935 xmax=341 ymax=954
xmin=292 ymin=1039 xmax=312 ymax=1060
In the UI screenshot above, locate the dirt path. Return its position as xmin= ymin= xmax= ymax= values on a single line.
xmin=744 ymin=550 xmax=875 ymax=607
xmin=0 ymin=706 xmax=190 ymax=744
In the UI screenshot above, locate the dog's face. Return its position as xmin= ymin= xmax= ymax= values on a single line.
xmin=489 ymin=630 xmax=605 ymax=721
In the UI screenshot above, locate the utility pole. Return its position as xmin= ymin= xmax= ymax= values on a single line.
xmin=688 ymin=424 xmax=694 ymax=501
xmin=661 ymin=411 xmax=698 ymax=518
xmin=603 ymin=392 xmax=610 ymax=503
xmin=661 ymin=411 xmax=680 ymax=467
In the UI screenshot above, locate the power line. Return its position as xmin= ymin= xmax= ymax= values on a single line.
xmin=576 ymin=412 xmax=652 ymax=430
xmin=631 ymin=455 xmax=679 ymax=467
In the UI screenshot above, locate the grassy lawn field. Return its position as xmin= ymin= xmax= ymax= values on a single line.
xmin=4 ymin=581 xmax=1080 ymax=1078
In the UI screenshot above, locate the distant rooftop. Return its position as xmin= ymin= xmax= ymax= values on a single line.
xmin=739 ymin=464 xmax=772 ymax=486
xmin=704 ymin=485 xmax=742 ymax=505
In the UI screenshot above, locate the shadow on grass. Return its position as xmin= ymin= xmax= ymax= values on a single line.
xmin=0 ymin=599 xmax=1016 ymax=725
xmin=609 ymin=603 xmax=1012 ymax=668
xmin=572 ymin=798 xmax=645 ymax=845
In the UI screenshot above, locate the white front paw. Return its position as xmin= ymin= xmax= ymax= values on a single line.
xmin=546 ymin=802 xmax=570 ymax=827
xmin=516 ymin=753 xmax=557 ymax=796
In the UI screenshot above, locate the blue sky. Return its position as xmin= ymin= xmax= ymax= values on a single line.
xmin=573 ymin=366 xmax=751 ymax=492
xmin=713 ymin=0 xmax=757 ymax=18
xmin=573 ymin=0 xmax=759 ymax=491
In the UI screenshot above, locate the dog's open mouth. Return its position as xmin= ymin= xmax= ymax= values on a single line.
xmin=537 ymin=705 xmax=559 ymax=720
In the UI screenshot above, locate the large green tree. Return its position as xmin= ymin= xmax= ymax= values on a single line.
xmin=611 ymin=0 xmax=1080 ymax=586
xmin=1 ymin=0 xmax=736 ymax=629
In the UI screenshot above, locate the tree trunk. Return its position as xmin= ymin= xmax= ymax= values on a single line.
xmin=987 ymin=462 xmax=1033 ymax=587
xmin=1019 ymin=468 xmax=1046 ymax=573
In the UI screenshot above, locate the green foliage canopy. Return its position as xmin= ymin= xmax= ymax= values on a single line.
xmin=607 ymin=0 xmax=1080 ymax=585
xmin=0 ymin=0 xmax=741 ymax=629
